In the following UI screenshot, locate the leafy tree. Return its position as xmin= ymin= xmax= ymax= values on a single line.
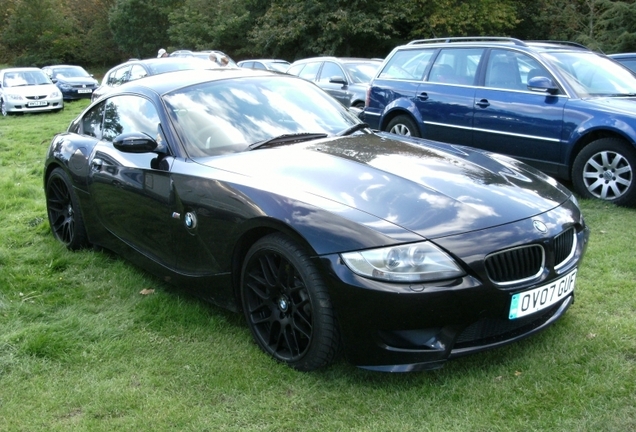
xmin=595 ymin=0 xmax=636 ymax=53
xmin=109 ymin=0 xmax=181 ymax=59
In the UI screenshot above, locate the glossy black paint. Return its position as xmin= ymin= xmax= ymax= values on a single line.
xmin=44 ymin=69 xmax=589 ymax=371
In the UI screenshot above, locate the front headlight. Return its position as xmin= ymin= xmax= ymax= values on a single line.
xmin=58 ymin=83 xmax=72 ymax=91
xmin=50 ymin=90 xmax=61 ymax=98
xmin=6 ymin=93 xmax=24 ymax=101
xmin=341 ymin=242 xmax=465 ymax=282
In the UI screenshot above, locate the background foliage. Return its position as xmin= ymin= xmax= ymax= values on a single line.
xmin=1 ymin=0 xmax=636 ymax=67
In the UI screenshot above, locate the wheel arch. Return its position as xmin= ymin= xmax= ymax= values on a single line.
xmin=380 ymin=107 xmax=421 ymax=133
xmin=229 ymin=219 xmax=318 ymax=311
xmin=568 ymin=128 xmax=636 ymax=179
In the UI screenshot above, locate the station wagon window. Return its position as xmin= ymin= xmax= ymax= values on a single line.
xmin=101 ymin=95 xmax=161 ymax=143
xmin=108 ymin=66 xmax=130 ymax=86
xmin=379 ymin=49 xmax=435 ymax=80
xmin=485 ymin=49 xmax=550 ymax=91
xmin=318 ymin=62 xmax=345 ymax=83
xmin=428 ymin=48 xmax=484 ymax=85
xmin=253 ymin=62 xmax=267 ymax=70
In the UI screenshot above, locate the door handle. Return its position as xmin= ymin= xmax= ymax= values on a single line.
xmin=475 ymin=99 xmax=490 ymax=108
xmin=417 ymin=92 xmax=429 ymax=101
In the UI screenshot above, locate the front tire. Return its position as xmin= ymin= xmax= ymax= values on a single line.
xmin=45 ymin=168 xmax=89 ymax=250
xmin=1 ymin=98 xmax=9 ymax=117
xmin=240 ymin=234 xmax=340 ymax=371
xmin=386 ymin=115 xmax=421 ymax=137
xmin=572 ymin=138 xmax=636 ymax=206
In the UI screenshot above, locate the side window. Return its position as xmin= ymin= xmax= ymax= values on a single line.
xmin=428 ymin=48 xmax=484 ymax=85
xmin=108 ymin=66 xmax=130 ymax=86
xmin=379 ymin=49 xmax=435 ymax=80
xmin=253 ymin=62 xmax=266 ymax=70
xmin=318 ymin=62 xmax=345 ymax=83
xmin=129 ymin=65 xmax=148 ymax=82
xmin=101 ymin=95 xmax=161 ymax=144
xmin=298 ymin=62 xmax=321 ymax=81
xmin=81 ymin=102 xmax=105 ymax=138
xmin=286 ymin=63 xmax=305 ymax=76
xmin=485 ymin=49 xmax=549 ymax=90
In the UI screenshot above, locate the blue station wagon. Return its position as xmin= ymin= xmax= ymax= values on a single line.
xmin=363 ymin=37 xmax=636 ymax=206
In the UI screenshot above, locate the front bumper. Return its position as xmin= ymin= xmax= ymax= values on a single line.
xmin=317 ymin=204 xmax=589 ymax=371
xmin=5 ymin=97 xmax=63 ymax=113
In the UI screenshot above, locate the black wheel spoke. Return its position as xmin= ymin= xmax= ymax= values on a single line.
xmin=241 ymin=234 xmax=340 ymax=370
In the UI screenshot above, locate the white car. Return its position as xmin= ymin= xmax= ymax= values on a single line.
xmin=0 ymin=67 xmax=63 ymax=116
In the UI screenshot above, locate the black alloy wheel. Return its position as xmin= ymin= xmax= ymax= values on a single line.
xmin=386 ymin=114 xmax=421 ymax=138
xmin=241 ymin=234 xmax=340 ymax=371
xmin=45 ymin=168 xmax=89 ymax=250
xmin=572 ymin=138 xmax=636 ymax=207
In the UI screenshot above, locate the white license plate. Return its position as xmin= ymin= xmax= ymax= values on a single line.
xmin=509 ymin=269 xmax=577 ymax=319
xmin=77 ymin=89 xmax=92 ymax=93
xmin=27 ymin=101 xmax=47 ymax=107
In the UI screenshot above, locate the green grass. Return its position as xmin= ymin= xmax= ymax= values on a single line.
xmin=1 ymin=102 xmax=635 ymax=431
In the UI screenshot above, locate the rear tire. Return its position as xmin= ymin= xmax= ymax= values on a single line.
xmin=386 ymin=115 xmax=421 ymax=138
xmin=240 ymin=234 xmax=340 ymax=371
xmin=572 ymin=138 xmax=636 ymax=206
xmin=45 ymin=168 xmax=90 ymax=250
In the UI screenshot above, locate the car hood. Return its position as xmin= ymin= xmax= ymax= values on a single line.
xmin=4 ymin=84 xmax=59 ymax=96
xmin=198 ymin=132 xmax=571 ymax=239
xmin=56 ymin=77 xmax=97 ymax=86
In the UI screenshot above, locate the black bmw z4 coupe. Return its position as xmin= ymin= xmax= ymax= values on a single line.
xmin=44 ymin=68 xmax=589 ymax=372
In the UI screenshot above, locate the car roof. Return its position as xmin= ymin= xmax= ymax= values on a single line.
xmin=291 ymin=57 xmax=382 ymax=64
xmin=399 ymin=37 xmax=593 ymax=52
xmin=117 ymin=67 xmax=282 ymax=96
xmin=1 ymin=67 xmax=43 ymax=73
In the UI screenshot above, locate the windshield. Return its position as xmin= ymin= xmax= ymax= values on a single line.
xmin=164 ymin=75 xmax=360 ymax=157
xmin=3 ymin=70 xmax=51 ymax=87
xmin=546 ymin=51 xmax=636 ymax=96
xmin=344 ymin=62 xmax=381 ymax=83
xmin=52 ymin=67 xmax=89 ymax=79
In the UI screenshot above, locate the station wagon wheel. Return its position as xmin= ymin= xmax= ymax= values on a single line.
xmin=45 ymin=167 xmax=89 ymax=250
xmin=1 ymin=98 xmax=8 ymax=116
xmin=572 ymin=138 xmax=636 ymax=207
xmin=240 ymin=233 xmax=340 ymax=371
xmin=386 ymin=115 xmax=421 ymax=138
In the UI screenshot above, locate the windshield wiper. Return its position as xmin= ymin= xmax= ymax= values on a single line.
xmin=249 ymin=132 xmax=328 ymax=150
xmin=338 ymin=122 xmax=370 ymax=136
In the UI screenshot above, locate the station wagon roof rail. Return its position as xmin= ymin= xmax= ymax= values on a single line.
xmin=407 ymin=37 xmax=527 ymax=46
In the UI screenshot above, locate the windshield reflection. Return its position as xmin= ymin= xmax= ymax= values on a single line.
xmin=163 ymin=76 xmax=359 ymax=158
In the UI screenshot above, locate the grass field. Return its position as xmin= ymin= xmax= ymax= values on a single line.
xmin=0 ymin=100 xmax=635 ymax=431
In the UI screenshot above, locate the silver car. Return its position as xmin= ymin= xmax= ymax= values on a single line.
xmin=0 ymin=67 xmax=63 ymax=116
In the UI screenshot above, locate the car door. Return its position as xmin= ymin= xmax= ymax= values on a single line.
xmin=87 ymin=95 xmax=178 ymax=268
xmin=316 ymin=61 xmax=350 ymax=106
xmin=414 ymin=47 xmax=484 ymax=146
xmin=472 ymin=48 xmax=566 ymax=169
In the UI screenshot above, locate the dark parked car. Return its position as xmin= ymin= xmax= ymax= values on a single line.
xmin=608 ymin=52 xmax=636 ymax=73
xmin=286 ymin=57 xmax=381 ymax=108
xmin=42 ymin=65 xmax=98 ymax=100
xmin=44 ymin=68 xmax=589 ymax=372
xmin=92 ymin=57 xmax=215 ymax=101
xmin=238 ymin=59 xmax=290 ymax=72
xmin=363 ymin=37 xmax=636 ymax=206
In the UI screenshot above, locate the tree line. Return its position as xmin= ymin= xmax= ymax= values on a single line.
xmin=1 ymin=0 xmax=635 ymax=68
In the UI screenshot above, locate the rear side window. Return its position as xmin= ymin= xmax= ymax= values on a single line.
xmin=379 ymin=49 xmax=435 ymax=80
xmin=298 ymin=62 xmax=321 ymax=81
xmin=428 ymin=48 xmax=484 ymax=85
xmin=81 ymin=102 xmax=105 ymax=138
xmin=107 ymin=66 xmax=130 ymax=86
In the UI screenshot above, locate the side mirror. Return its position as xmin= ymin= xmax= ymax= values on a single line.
xmin=329 ymin=76 xmax=347 ymax=85
xmin=527 ymin=76 xmax=559 ymax=95
xmin=113 ymin=132 xmax=159 ymax=153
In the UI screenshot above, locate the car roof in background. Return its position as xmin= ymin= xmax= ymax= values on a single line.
xmin=116 ymin=67 xmax=282 ymax=96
